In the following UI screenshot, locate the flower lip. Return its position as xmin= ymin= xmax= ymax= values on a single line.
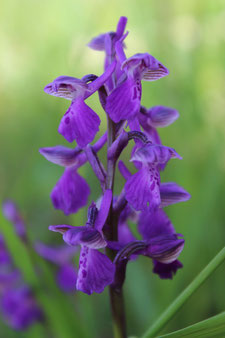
xmin=44 ymin=76 xmax=89 ymax=100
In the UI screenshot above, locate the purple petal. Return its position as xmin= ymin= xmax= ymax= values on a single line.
xmin=125 ymin=166 xmax=160 ymax=211
xmin=49 ymin=224 xmax=77 ymax=234
xmin=118 ymin=224 xmax=136 ymax=245
xmin=0 ymin=271 xmax=20 ymax=288
xmin=35 ymin=242 xmax=77 ymax=265
xmin=1 ymin=287 xmax=43 ymax=330
xmin=115 ymin=40 xmax=127 ymax=64
xmin=44 ymin=76 xmax=89 ymax=100
xmin=85 ymin=146 xmax=106 ymax=188
xmin=76 ymin=246 xmax=115 ymax=295
xmin=58 ymin=98 xmax=100 ymax=147
xmin=57 ymin=264 xmax=77 ymax=292
xmin=92 ymin=132 xmax=107 ymax=152
xmin=87 ymin=33 xmax=107 ymax=51
xmin=147 ymin=106 xmax=179 ymax=128
xmin=116 ymin=16 xmax=128 ymax=40
xmin=153 ymin=260 xmax=183 ymax=279
xmin=63 ymin=227 xmax=107 ymax=249
xmin=107 ymin=130 xmax=128 ymax=161
xmin=145 ymin=127 xmax=162 ymax=145
xmin=138 ymin=112 xmax=162 ymax=144
xmin=131 ymin=144 xmax=182 ymax=164
xmin=118 ymin=160 xmax=132 ymax=180
xmin=104 ymin=56 xmax=126 ymax=92
xmin=138 ymin=209 xmax=175 ymax=240
xmin=51 ymin=168 xmax=90 ymax=215
xmin=39 ymin=146 xmax=82 ymax=167
xmin=95 ymin=190 xmax=112 ymax=231
xmin=160 ymin=182 xmax=191 ymax=207
xmin=128 ymin=117 xmax=142 ymax=132
xmin=87 ymin=61 xmax=116 ymax=96
xmin=106 ymin=77 xmax=141 ymax=123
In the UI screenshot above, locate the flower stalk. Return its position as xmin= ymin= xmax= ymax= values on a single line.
xmin=106 ymin=115 xmax=127 ymax=338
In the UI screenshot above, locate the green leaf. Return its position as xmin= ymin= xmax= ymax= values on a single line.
xmin=142 ymin=246 xmax=225 ymax=338
xmin=158 ymin=311 xmax=225 ymax=337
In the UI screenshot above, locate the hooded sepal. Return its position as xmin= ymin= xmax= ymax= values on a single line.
xmin=121 ymin=53 xmax=169 ymax=81
xmin=147 ymin=234 xmax=184 ymax=264
xmin=131 ymin=143 xmax=182 ymax=165
xmin=44 ymin=76 xmax=89 ymax=100
xmin=160 ymin=182 xmax=191 ymax=207
xmin=146 ymin=105 xmax=179 ymax=128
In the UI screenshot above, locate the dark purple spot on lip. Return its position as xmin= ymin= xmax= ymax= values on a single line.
xmin=82 ymin=270 xmax=87 ymax=278
xmin=132 ymin=87 xmax=137 ymax=100
xmin=150 ymin=181 xmax=155 ymax=191
xmin=65 ymin=117 xmax=70 ymax=124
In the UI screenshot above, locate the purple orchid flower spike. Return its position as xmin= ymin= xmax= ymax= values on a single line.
xmin=106 ymin=43 xmax=169 ymax=123
xmin=41 ymin=17 xmax=191 ymax=336
xmin=44 ymin=62 xmax=116 ymax=147
xmin=36 ymin=242 xmax=77 ymax=292
xmin=1 ymin=287 xmax=43 ymax=330
xmin=139 ymin=209 xmax=184 ymax=279
xmin=49 ymin=190 xmax=115 ymax=295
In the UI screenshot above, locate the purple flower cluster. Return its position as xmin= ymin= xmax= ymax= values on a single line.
xmin=42 ymin=17 xmax=190 ymax=295
xmin=1 ymin=201 xmax=43 ymax=330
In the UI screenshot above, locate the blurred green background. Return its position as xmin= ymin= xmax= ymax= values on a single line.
xmin=0 ymin=0 xmax=225 ymax=337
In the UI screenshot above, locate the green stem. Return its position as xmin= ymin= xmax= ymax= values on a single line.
xmin=142 ymin=246 xmax=225 ymax=338
xmin=106 ymin=115 xmax=127 ymax=338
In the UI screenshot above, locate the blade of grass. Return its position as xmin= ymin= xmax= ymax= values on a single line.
xmin=142 ymin=246 xmax=225 ymax=338
xmin=158 ymin=311 xmax=225 ymax=337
